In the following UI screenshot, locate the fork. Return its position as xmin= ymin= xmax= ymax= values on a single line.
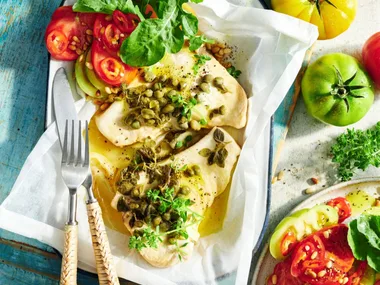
xmin=60 ymin=119 xmax=120 ymax=285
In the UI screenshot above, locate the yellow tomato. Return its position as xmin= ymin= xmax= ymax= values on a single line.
xmin=271 ymin=0 xmax=357 ymax=40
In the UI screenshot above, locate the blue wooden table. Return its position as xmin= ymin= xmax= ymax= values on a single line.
xmin=0 ymin=0 xmax=299 ymax=283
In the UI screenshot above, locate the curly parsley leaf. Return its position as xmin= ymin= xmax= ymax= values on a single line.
xmin=193 ymin=54 xmax=211 ymax=74
xmin=128 ymin=227 xmax=162 ymax=251
xmin=227 ymin=66 xmax=242 ymax=79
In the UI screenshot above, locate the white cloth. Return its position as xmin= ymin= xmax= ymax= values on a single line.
xmin=0 ymin=1 xmax=318 ymax=284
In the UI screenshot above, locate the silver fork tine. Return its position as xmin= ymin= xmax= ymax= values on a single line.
xmin=69 ymin=120 xmax=75 ymax=165
xmin=84 ymin=120 xmax=89 ymax=167
xmin=62 ymin=120 xmax=69 ymax=164
xmin=77 ymin=120 xmax=82 ymax=166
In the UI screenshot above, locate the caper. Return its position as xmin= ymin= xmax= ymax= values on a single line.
xmin=185 ymin=168 xmax=195 ymax=177
xmin=180 ymin=122 xmax=189 ymax=130
xmin=193 ymin=165 xmax=201 ymax=176
xmin=200 ymin=82 xmax=210 ymax=93
xmin=141 ymin=97 xmax=149 ymax=105
xmin=132 ymin=189 xmax=140 ymax=198
xmin=153 ymin=82 xmax=162 ymax=91
xmin=171 ymin=78 xmax=179 ymax=87
xmin=162 ymin=104 xmax=175 ymax=114
xmin=214 ymin=77 xmax=224 ymax=87
xmin=140 ymin=201 xmax=148 ymax=213
xmin=190 ymin=120 xmax=201 ymax=131
xmin=144 ymin=89 xmax=153 ymax=97
xmin=160 ymin=222 xmax=169 ymax=232
xmin=146 ymin=119 xmax=156 ymax=125
xmin=141 ymin=108 xmax=155 ymax=119
xmin=144 ymin=71 xmax=156 ymax=83
xmin=158 ymin=97 xmax=168 ymax=107
xmin=159 ymin=75 xmax=167 ymax=83
xmin=219 ymin=105 xmax=226 ymax=115
xmin=134 ymin=220 xmax=144 ymax=228
xmin=149 ymin=100 xmax=160 ymax=109
xmin=131 ymin=120 xmax=141 ymax=129
xmin=163 ymin=212 xmax=171 ymax=221
xmin=179 ymin=116 xmax=188 ymax=124
xmin=179 ymin=81 xmax=187 ymax=91
xmin=129 ymin=203 xmax=140 ymax=210
xmin=154 ymin=90 xmax=164 ymax=99
xmin=168 ymin=238 xmax=177 ymax=244
xmin=166 ymin=89 xmax=177 ymax=98
xmin=180 ymin=186 xmax=191 ymax=195
xmin=153 ymin=216 xmax=162 ymax=226
xmin=144 ymin=216 xmax=151 ymax=223
xmin=203 ymin=74 xmax=213 ymax=83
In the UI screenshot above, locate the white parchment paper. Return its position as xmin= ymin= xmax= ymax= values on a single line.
xmin=0 ymin=1 xmax=317 ymax=284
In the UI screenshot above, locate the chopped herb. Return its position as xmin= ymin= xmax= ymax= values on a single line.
xmin=185 ymin=135 xmax=193 ymax=143
xmin=227 ymin=66 xmax=242 ymax=79
xmin=199 ymin=118 xmax=207 ymax=125
xmin=193 ymin=54 xmax=211 ymax=75
xmin=175 ymin=141 xmax=183 ymax=149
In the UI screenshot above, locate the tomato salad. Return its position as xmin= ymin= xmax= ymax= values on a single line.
xmin=45 ymin=6 xmax=156 ymax=86
xmin=268 ymin=195 xmax=380 ymax=285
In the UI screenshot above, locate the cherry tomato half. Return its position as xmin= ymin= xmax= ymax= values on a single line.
xmin=112 ymin=10 xmax=140 ymax=34
xmin=267 ymin=259 xmax=303 ymax=285
xmin=102 ymin=24 xmax=123 ymax=51
xmin=327 ymin=197 xmax=352 ymax=223
xmin=347 ymin=261 xmax=367 ymax=285
xmin=280 ymin=231 xmax=297 ymax=256
xmin=46 ymin=30 xmax=70 ymax=58
xmin=93 ymin=14 xmax=112 ymax=39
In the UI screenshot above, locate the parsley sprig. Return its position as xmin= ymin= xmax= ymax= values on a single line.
xmin=227 ymin=66 xmax=242 ymax=79
xmin=193 ymin=54 xmax=211 ymax=75
xmin=170 ymin=94 xmax=198 ymax=120
xmin=331 ymin=122 xmax=380 ymax=181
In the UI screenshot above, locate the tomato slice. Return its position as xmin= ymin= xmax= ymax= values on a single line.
xmin=93 ymin=14 xmax=111 ymax=39
xmin=102 ymin=24 xmax=124 ymax=51
xmin=78 ymin=13 xmax=97 ymax=28
xmin=113 ymin=10 xmax=140 ymax=34
xmin=346 ymin=261 xmax=367 ymax=285
xmin=51 ymin=6 xmax=75 ymax=20
xmin=92 ymin=40 xmax=137 ymax=85
xmin=327 ymin=197 xmax=352 ymax=223
xmin=46 ymin=30 xmax=70 ymax=58
xmin=267 ymin=259 xmax=304 ymax=285
xmin=375 ymin=281 xmax=380 ymax=285
xmin=280 ymin=232 xmax=297 ymax=256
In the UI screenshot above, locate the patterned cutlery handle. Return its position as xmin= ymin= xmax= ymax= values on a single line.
xmin=60 ymin=224 xmax=78 ymax=285
xmin=87 ymin=201 xmax=120 ymax=285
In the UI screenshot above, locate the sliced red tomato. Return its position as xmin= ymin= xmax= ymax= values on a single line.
xmin=92 ymin=40 xmax=137 ymax=85
xmin=280 ymin=232 xmax=297 ymax=256
xmin=145 ymin=4 xmax=158 ymax=19
xmin=112 ymin=10 xmax=140 ymax=34
xmin=51 ymin=6 xmax=75 ymax=20
xmin=267 ymin=259 xmax=303 ymax=285
xmin=327 ymin=197 xmax=352 ymax=223
xmin=45 ymin=30 xmax=71 ymax=60
xmin=78 ymin=13 xmax=97 ymax=28
xmin=375 ymin=281 xmax=380 ymax=285
xmin=93 ymin=14 xmax=112 ymax=39
xmin=102 ymin=24 xmax=123 ymax=51
xmin=347 ymin=261 xmax=367 ymax=285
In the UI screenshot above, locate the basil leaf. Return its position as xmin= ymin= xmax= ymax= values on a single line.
xmin=73 ymin=0 xmax=142 ymax=17
xmin=348 ymin=219 xmax=368 ymax=260
xmin=120 ymin=0 xmax=185 ymax=66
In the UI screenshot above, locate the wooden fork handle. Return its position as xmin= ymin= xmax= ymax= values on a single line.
xmin=87 ymin=201 xmax=120 ymax=285
xmin=60 ymin=224 xmax=78 ymax=285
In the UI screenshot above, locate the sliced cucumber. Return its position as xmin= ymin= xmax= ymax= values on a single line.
xmin=269 ymin=204 xmax=339 ymax=260
xmin=75 ymin=52 xmax=98 ymax=97
xmin=361 ymin=266 xmax=376 ymax=285
xmin=85 ymin=49 xmax=111 ymax=97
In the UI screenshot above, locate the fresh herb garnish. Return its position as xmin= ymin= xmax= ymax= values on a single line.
xmin=199 ymin=118 xmax=207 ymax=125
xmin=170 ymin=94 xmax=198 ymax=120
xmin=128 ymin=227 xmax=163 ymax=251
xmin=331 ymin=122 xmax=380 ymax=181
xmin=227 ymin=66 xmax=242 ymax=79
xmin=119 ymin=0 xmax=205 ymax=67
xmin=193 ymin=54 xmax=211 ymax=75
xmin=189 ymin=35 xmax=215 ymax=51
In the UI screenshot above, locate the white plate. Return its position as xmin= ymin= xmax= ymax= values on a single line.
xmin=252 ymin=178 xmax=380 ymax=285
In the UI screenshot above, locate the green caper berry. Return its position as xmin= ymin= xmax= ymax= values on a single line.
xmin=203 ymin=74 xmax=213 ymax=83
xmin=146 ymin=119 xmax=156 ymax=125
xmin=171 ymin=78 xmax=179 ymax=87
xmin=132 ymin=189 xmax=140 ymax=198
xmin=154 ymin=90 xmax=164 ymax=99
xmin=200 ymin=82 xmax=210 ymax=93
xmin=159 ymin=75 xmax=167 ymax=83
xmin=134 ymin=220 xmax=144 ymax=228
xmin=153 ymin=216 xmax=162 ymax=226
xmin=219 ymin=105 xmax=226 ymax=115
xmin=180 ymin=186 xmax=191 ymax=195
xmin=131 ymin=120 xmax=141 ymax=129
xmin=166 ymin=89 xmax=177 ymax=98
xmin=193 ymin=165 xmax=201 ymax=176
xmin=129 ymin=203 xmax=139 ymax=210
xmin=179 ymin=81 xmax=187 ymax=91
xmin=144 ymin=71 xmax=156 ymax=83
xmin=144 ymin=89 xmax=153 ymax=97
xmin=178 ymin=116 xmax=188 ymax=124
xmin=153 ymin=82 xmax=162 ymax=91
xmin=158 ymin=97 xmax=168 ymax=106
xmin=214 ymin=77 xmax=224 ymax=87
xmin=163 ymin=213 xmax=171 ymax=221
xmin=168 ymin=238 xmax=177 ymax=245
xmin=190 ymin=120 xmax=201 ymax=131
xmin=162 ymin=104 xmax=175 ymax=114
xmin=149 ymin=100 xmax=159 ymax=109
xmin=141 ymin=108 xmax=155 ymax=119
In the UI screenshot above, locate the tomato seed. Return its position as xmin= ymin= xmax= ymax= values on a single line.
xmin=342 ymin=277 xmax=349 ymax=284
xmin=68 ymin=45 xmax=76 ymax=51
xmin=326 ymin=260 xmax=333 ymax=268
xmin=311 ymin=251 xmax=318 ymax=260
xmin=76 ymin=48 xmax=82 ymax=55
xmin=305 ymin=245 xmax=310 ymax=251
xmin=271 ymin=274 xmax=277 ymax=285
xmin=86 ymin=29 xmax=93 ymax=35
xmin=305 ymin=269 xmax=317 ymax=278
xmin=323 ymin=230 xmax=330 ymax=239
xmin=105 ymin=15 xmax=112 ymax=21
xmin=317 ymin=270 xmax=326 ymax=277
xmin=105 ymin=87 xmax=112 ymax=94
xmin=100 ymin=27 xmax=105 ymax=35
xmin=73 ymin=36 xmax=80 ymax=43
xmin=85 ymin=62 xmax=93 ymax=70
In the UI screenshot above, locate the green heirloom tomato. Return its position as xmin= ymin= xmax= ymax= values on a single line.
xmin=302 ymin=53 xmax=374 ymax=126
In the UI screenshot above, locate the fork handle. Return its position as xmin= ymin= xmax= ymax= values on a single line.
xmin=86 ymin=201 xmax=120 ymax=285
xmin=60 ymin=224 xmax=78 ymax=285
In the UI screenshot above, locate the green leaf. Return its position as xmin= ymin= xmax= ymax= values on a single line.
xmin=73 ymin=0 xmax=143 ymax=18
xmin=357 ymin=215 xmax=380 ymax=250
xmin=175 ymin=141 xmax=184 ymax=149
xmin=367 ymin=248 xmax=380 ymax=272
xmin=348 ymin=219 xmax=368 ymax=260
xmin=227 ymin=66 xmax=242 ymax=79
xmin=193 ymin=54 xmax=211 ymax=74
xmin=199 ymin=118 xmax=207 ymax=125
xmin=189 ymin=35 xmax=214 ymax=51
xmin=181 ymin=13 xmax=198 ymax=37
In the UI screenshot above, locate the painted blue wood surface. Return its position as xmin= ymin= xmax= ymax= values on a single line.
xmin=0 ymin=0 xmax=297 ymax=284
